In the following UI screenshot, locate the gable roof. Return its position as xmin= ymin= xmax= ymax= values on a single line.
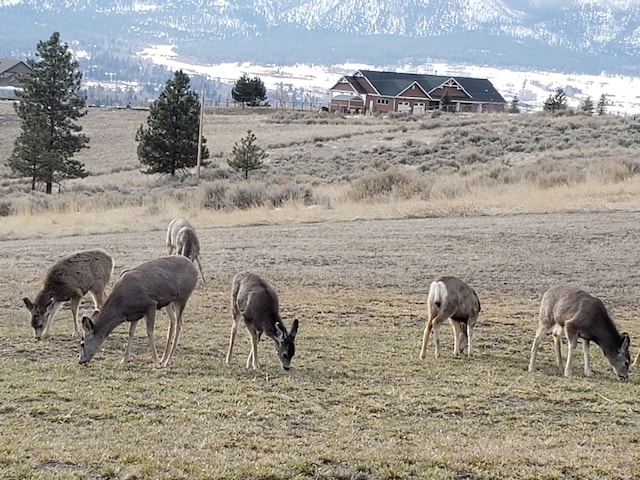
xmin=0 ymin=59 xmax=24 ymax=73
xmin=0 ymin=58 xmax=31 ymax=87
xmin=344 ymin=69 xmax=506 ymax=103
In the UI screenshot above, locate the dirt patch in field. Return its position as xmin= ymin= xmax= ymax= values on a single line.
xmin=3 ymin=210 xmax=640 ymax=329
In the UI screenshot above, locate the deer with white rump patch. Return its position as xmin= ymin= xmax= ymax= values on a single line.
xmin=528 ymin=285 xmax=630 ymax=379
xmin=419 ymin=275 xmax=481 ymax=360
xmin=23 ymin=249 xmax=114 ymax=340
xmin=166 ymin=217 xmax=206 ymax=285
xmin=79 ymin=255 xmax=198 ymax=367
xmin=226 ymin=271 xmax=299 ymax=370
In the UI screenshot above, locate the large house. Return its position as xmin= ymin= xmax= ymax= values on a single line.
xmin=329 ymin=69 xmax=506 ymax=115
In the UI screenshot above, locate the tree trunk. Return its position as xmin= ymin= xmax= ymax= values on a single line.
xmin=46 ymin=181 xmax=52 ymax=194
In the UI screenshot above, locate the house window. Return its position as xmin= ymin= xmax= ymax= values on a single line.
xmin=376 ymin=98 xmax=389 ymax=105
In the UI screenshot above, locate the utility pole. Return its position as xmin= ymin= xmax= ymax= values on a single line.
xmin=196 ymin=83 xmax=205 ymax=184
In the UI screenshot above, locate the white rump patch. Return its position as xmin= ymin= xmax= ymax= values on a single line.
xmin=428 ymin=281 xmax=448 ymax=306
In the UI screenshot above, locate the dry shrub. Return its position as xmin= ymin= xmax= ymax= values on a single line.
xmin=587 ymin=157 xmax=640 ymax=183
xmin=345 ymin=167 xmax=431 ymax=202
xmin=0 ymin=200 xmax=12 ymax=216
xmin=267 ymin=183 xmax=313 ymax=207
xmin=202 ymin=180 xmax=227 ymax=210
xmin=227 ymin=182 xmax=267 ymax=210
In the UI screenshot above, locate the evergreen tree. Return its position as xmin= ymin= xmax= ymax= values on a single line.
xmin=597 ymin=93 xmax=608 ymax=115
xmin=7 ymin=32 xmax=89 ymax=194
xmin=136 ymin=70 xmax=209 ymax=176
xmin=508 ymin=96 xmax=520 ymax=113
xmin=440 ymin=91 xmax=453 ymax=112
xmin=580 ymin=96 xmax=594 ymax=115
xmin=231 ymin=74 xmax=267 ymax=107
xmin=543 ymin=88 xmax=568 ymax=113
xmin=228 ymin=130 xmax=267 ymax=179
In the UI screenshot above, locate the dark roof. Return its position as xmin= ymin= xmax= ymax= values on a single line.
xmin=337 ymin=76 xmax=368 ymax=94
xmin=0 ymin=59 xmax=23 ymax=73
xmin=352 ymin=69 xmax=506 ymax=103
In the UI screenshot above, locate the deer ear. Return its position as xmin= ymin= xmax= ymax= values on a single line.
xmin=45 ymin=297 xmax=55 ymax=311
xmin=289 ymin=319 xmax=299 ymax=340
xmin=620 ymin=332 xmax=630 ymax=351
xmin=82 ymin=316 xmax=95 ymax=335
xmin=23 ymin=297 xmax=34 ymax=310
xmin=274 ymin=322 xmax=285 ymax=343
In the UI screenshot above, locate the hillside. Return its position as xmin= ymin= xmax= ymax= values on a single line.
xmin=3 ymin=102 xmax=640 ymax=239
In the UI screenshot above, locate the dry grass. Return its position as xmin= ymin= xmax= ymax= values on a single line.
xmin=2 ymin=102 xmax=640 ymax=240
xmin=3 ymin=214 xmax=640 ymax=479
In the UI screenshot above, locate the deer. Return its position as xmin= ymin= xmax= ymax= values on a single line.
xmin=79 ymin=255 xmax=198 ymax=367
xmin=226 ymin=271 xmax=299 ymax=370
xmin=419 ymin=275 xmax=481 ymax=360
xmin=166 ymin=217 xmax=206 ymax=286
xmin=23 ymin=249 xmax=115 ymax=340
xmin=528 ymin=285 xmax=630 ymax=379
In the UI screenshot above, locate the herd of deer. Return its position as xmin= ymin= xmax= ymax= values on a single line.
xmin=21 ymin=217 xmax=635 ymax=379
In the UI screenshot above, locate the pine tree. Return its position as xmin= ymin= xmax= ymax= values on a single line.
xmin=231 ymin=74 xmax=267 ymax=107
xmin=508 ymin=96 xmax=520 ymax=113
xmin=7 ymin=32 xmax=89 ymax=194
xmin=543 ymin=88 xmax=568 ymax=113
xmin=597 ymin=93 xmax=608 ymax=115
xmin=136 ymin=70 xmax=209 ymax=176
xmin=440 ymin=91 xmax=452 ymax=112
xmin=580 ymin=96 xmax=594 ymax=115
xmin=228 ymin=130 xmax=267 ymax=179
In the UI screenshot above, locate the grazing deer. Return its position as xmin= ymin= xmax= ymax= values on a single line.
xmin=23 ymin=249 xmax=114 ymax=340
xmin=166 ymin=217 xmax=206 ymax=285
xmin=419 ymin=276 xmax=481 ymax=360
xmin=226 ymin=271 xmax=299 ymax=370
xmin=528 ymin=285 xmax=630 ymax=379
xmin=79 ymin=255 xmax=198 ymax=367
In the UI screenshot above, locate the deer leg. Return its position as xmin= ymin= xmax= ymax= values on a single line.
xmin=247 ymin=330 xmax=261 ymax=369
xmin=451 ymin=320 xmax=462 ymax=356
xmin=582 ymin=339 xmax=592 ymax=377
xmin=226 ymin=317 xmax=240 ymax=365
xmin=41 ymin=301 xmax=64 ymax=339
xmin=564 ymin=332 xmax=578 ymax=377
xmin=552 ymin=327 xmax=564 ymax=374
xmin=634 ymin=350 xmax=640 ymax=368
xmin=161 ymin=304 xmax=177 ymax=366
xmin=69 ymin=297 xmax=82 ymax=338
xmin=466 ymin=321 xmax=474 ymax=357
xmin=419 ymin=319 xmax=434 ymax=360
xmin=195 ymin=257 xmax=206 ymax=287
xmin=121 ymin=320 xmax=138 ymax=365
xmin=144 ymin=307 xmax=161 ymax=368
xmin=528 ymin=324 xmax=549 ymax=372
xmin=162 ymin=303 xmax=183 ymax=367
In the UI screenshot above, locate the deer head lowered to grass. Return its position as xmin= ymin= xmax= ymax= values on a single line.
xmin=528 ymin=285 xmax=630 ymax=380
xmin=226 ymin=271 xmax=299 ymax=370
xmin=420 ymin=275 xmax=481 ymax=360
xmin=23 ymin=249 xmax=114 ymax=340
xmin=166 ymin=217 xmax=206 ymax=286
xmin=79 ymin=255 xmax=198 ymax=368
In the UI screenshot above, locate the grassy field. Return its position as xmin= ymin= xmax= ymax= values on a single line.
xmin=2 ymin=105 xmax=640 ymax=479
xmin=2 ymin=213 xmax=640 ymax=479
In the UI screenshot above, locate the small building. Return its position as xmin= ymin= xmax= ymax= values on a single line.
xmin=0 ymin=58 xmax=31 ymax=99
xmin=329 ymin=69 xmax=506 ymax=115
xmin=0 ymin=58 xmax=31 ymax=87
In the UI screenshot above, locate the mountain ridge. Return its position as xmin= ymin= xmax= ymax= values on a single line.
xmin=2 ymin=0 xmax=640 ymax=75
